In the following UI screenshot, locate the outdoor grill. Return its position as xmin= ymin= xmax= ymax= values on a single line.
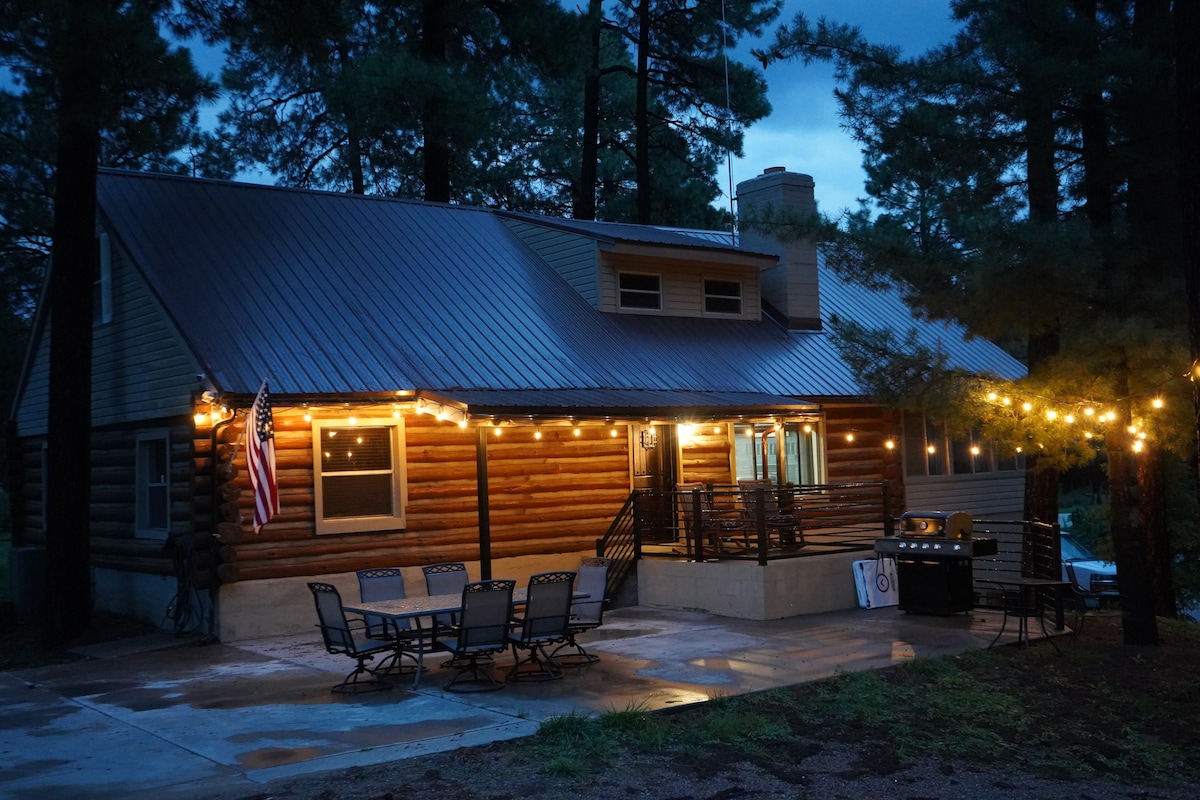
xmin=874 ymin=511 xmax=999 ymax=615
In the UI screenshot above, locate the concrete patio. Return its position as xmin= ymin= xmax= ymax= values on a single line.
xmin=0 ymin=604 xmax=1039 ymax=800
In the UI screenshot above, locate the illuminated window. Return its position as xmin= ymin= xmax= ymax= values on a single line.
xmin=312 ymin=418 xmax=407 ymax=534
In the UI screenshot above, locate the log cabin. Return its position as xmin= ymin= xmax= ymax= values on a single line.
xmin=6 ymin=166 xmax=1026 ymax=639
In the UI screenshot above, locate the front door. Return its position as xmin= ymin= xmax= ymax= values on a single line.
xmin=631 ymin=423 xmax=678 ymax=542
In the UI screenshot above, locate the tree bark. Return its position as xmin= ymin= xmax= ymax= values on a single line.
xmin=1107 ymin=416 xmax=1159 ymax=645
xmin=421 ymin=0 xmax=450 ymax=203
xmin=634 ymin=0 xmax=651 ymax=223
xmin=1175 ymin=0 xmax=1200 ymax=503
xmin=575 ymin=0 xmax=602 ymax=220
xmin=43 ymin=0 xmax=105 ymax=645
xmin=1137 ymin=445 xmax=1176 ymax=618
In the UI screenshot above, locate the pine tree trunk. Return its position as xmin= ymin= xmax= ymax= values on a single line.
xmin=634 ymin=0 xmax=650 ymax=223
xmin=1175 ymin=0 xmax=1200 ymax=503
xmin=44 ymin=0 xmax=104 ymax=646
xmin=575 ymin=0 xmax=602 ymax=220
xmin=421 ymin=0 xmax=450 ymax=203
xmin=1108 ymin=404 xmax=1160 ymax=645
xmin=1138 ymin=446 xmax=1176 ymax=618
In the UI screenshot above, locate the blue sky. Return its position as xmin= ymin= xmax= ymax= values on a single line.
xmin=724 ymin=0 xmax=958 ymax=217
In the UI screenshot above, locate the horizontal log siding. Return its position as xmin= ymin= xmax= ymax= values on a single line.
xmin=823 ymin=404 xmax=905 ymax=513
xmin=680 ymin=425 xmax=735 ymax=485
xmin=213 ymin=410 xmax=632 ymax=581
xmin=12 ymin=422 xmax=194 ymax=576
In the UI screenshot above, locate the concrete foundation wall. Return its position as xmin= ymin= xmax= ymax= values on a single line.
xmin=92 ymin=567 xmax=203 ymax=630
xmin=637 ymin=552 xmax=864 ymax=620
xmin=214 ymin=550 xmax=595 ymax=642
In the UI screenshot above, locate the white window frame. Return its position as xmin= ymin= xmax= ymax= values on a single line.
xmin=617 ymin=271 xmax=662 ymax=311
xmin=312 ymin=417 xmax=408 ymax=535
xmin=703 ymin=278 xmax=743 ymax=316
xmin=94 ymin=232 xmax=113 ymax=325
xmin=135 ymin=430 xmax=171 ymax=540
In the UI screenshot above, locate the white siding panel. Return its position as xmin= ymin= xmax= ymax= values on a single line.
xmin=13 ymin=326 xmax=51 ymax=435
xmin=92 ymin=245 xmax=202 ymax=426
xmin=602 ymin=253 xmax=760 ymax=320
xmin=502 ymin=219 xmax=599 ymax=306
xmin=905 ymin=472 xmax=1025 ymax=519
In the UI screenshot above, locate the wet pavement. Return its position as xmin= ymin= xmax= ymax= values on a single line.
xmin=0 ymin=604 xmax=1031 ymax=799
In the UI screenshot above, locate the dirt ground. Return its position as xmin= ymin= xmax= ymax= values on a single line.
xmin=186 ymin=613 xmax=1200 ymax=800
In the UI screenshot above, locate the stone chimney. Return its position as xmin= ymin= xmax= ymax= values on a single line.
xmin=736 ymin=167 xmax=821 ymax=330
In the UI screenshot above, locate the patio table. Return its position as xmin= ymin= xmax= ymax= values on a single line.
xmin=986 ymin=576 xmax=1070 ymax=652
xmin=344 ymin=587 xmax=585 ymax=688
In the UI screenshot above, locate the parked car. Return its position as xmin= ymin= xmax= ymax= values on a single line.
xmin=1061 ymin=530 xmax=1119 ymax=595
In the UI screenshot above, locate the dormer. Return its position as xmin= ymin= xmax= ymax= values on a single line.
xmin=499 ymin=213 xmax=776 ymax=322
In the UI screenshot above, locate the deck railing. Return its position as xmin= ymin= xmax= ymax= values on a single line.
xmin=598 ymin=482 xmax=891 ymax=575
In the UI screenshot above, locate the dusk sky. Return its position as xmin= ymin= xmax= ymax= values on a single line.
xmin=724 ymin=0 xmax=958 ymax=217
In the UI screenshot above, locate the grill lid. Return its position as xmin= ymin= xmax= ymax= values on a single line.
xmin=900 ymin=510 xmax=973 ymax=540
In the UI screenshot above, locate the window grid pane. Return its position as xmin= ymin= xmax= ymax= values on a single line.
xmin=618 ymin=272 xmax=661 ymax=310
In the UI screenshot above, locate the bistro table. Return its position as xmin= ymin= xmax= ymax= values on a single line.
xmin=987 ymin=576 xmax=1070 ymax=652
xmin=344 ymin=587 xmax=584 ymax=688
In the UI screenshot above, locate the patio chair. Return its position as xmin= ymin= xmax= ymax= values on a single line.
xmin=307 ymin=581 xmax=395 ymax=694
xmin=551 ymin=557 xmax=610 ymax=666
xmin=738 ymin=479 xmax=803 ymax=547
xmin=356 ymin=567 xmax=408 ymax=639
xmin=676 ymin=482 xmax=749 ymax=552
xmin=422 ymin=562 xmax=469 ymax=632
xmin=356 ymin=567 xmax=424 ymax=678
xmin=507 ymin=571 xmax=576 ymax=683
xmin=434 ymin=579 xmax=516 ymax=692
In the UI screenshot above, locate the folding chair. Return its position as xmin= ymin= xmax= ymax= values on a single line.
xmin=356 ymin=567 xmax=424 ymax=678
xmin=307 ymin=582 xmax=394 ymax=693
xmin=551 ymin=557 xmax=609 ymax=666
xmin=434 ymin=579 xmax=515 ymax=692
xmin=508 ymin=571 xmax=575 ymax=682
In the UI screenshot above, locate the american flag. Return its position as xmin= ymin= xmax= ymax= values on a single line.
xmin=247 ymin=379 xmax=279 ymax=533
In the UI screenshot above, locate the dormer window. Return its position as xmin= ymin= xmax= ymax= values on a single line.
xmin=704 ymin=279 xmax=742 ymax=315
xmin=618 ymin=272 xmax=661 ymax=310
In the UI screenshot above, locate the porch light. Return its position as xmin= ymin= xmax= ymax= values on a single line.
xmin=845 ymin=433 xmax=854 ymax=443
xmin=534 ymin=429 xmax=543 ymax=440
xmin=1152 ymin=397 xmax=1164 ymax=409
xmin=884 ymin=440 xmax=895 ymax=450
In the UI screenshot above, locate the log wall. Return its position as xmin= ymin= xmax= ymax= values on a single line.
xmin=211 ymin=410 xmax=632 ymax=582
xmin=8 ymin=402 xmax=911 ymax=586
xmin=823 ymin=404 xmax=905 ymax=513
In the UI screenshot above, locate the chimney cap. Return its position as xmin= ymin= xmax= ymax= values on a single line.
xmin=763 ymin=166 xmax=787 ymax=174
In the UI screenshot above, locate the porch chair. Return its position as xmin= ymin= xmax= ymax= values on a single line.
xmin=676 ymin=482 xmax=749 ymax=552
xmin=307 ymin=581 xmax=394 ymax=694
xmin=356 ymin=567 xmax=423 ymax=678
xmin=738 ymin=478 xmax=803 ymax=547
xmin=434 ymin=579 xmax=516 ymax=692
xmin=507 ymin=571 xmax=576 ymax=683
xmin=551 ymin=557 xmax=610 ymax=667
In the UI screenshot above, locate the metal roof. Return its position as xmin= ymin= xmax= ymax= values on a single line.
xmin=95 ymin=170 xmax=1025 ymax=411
